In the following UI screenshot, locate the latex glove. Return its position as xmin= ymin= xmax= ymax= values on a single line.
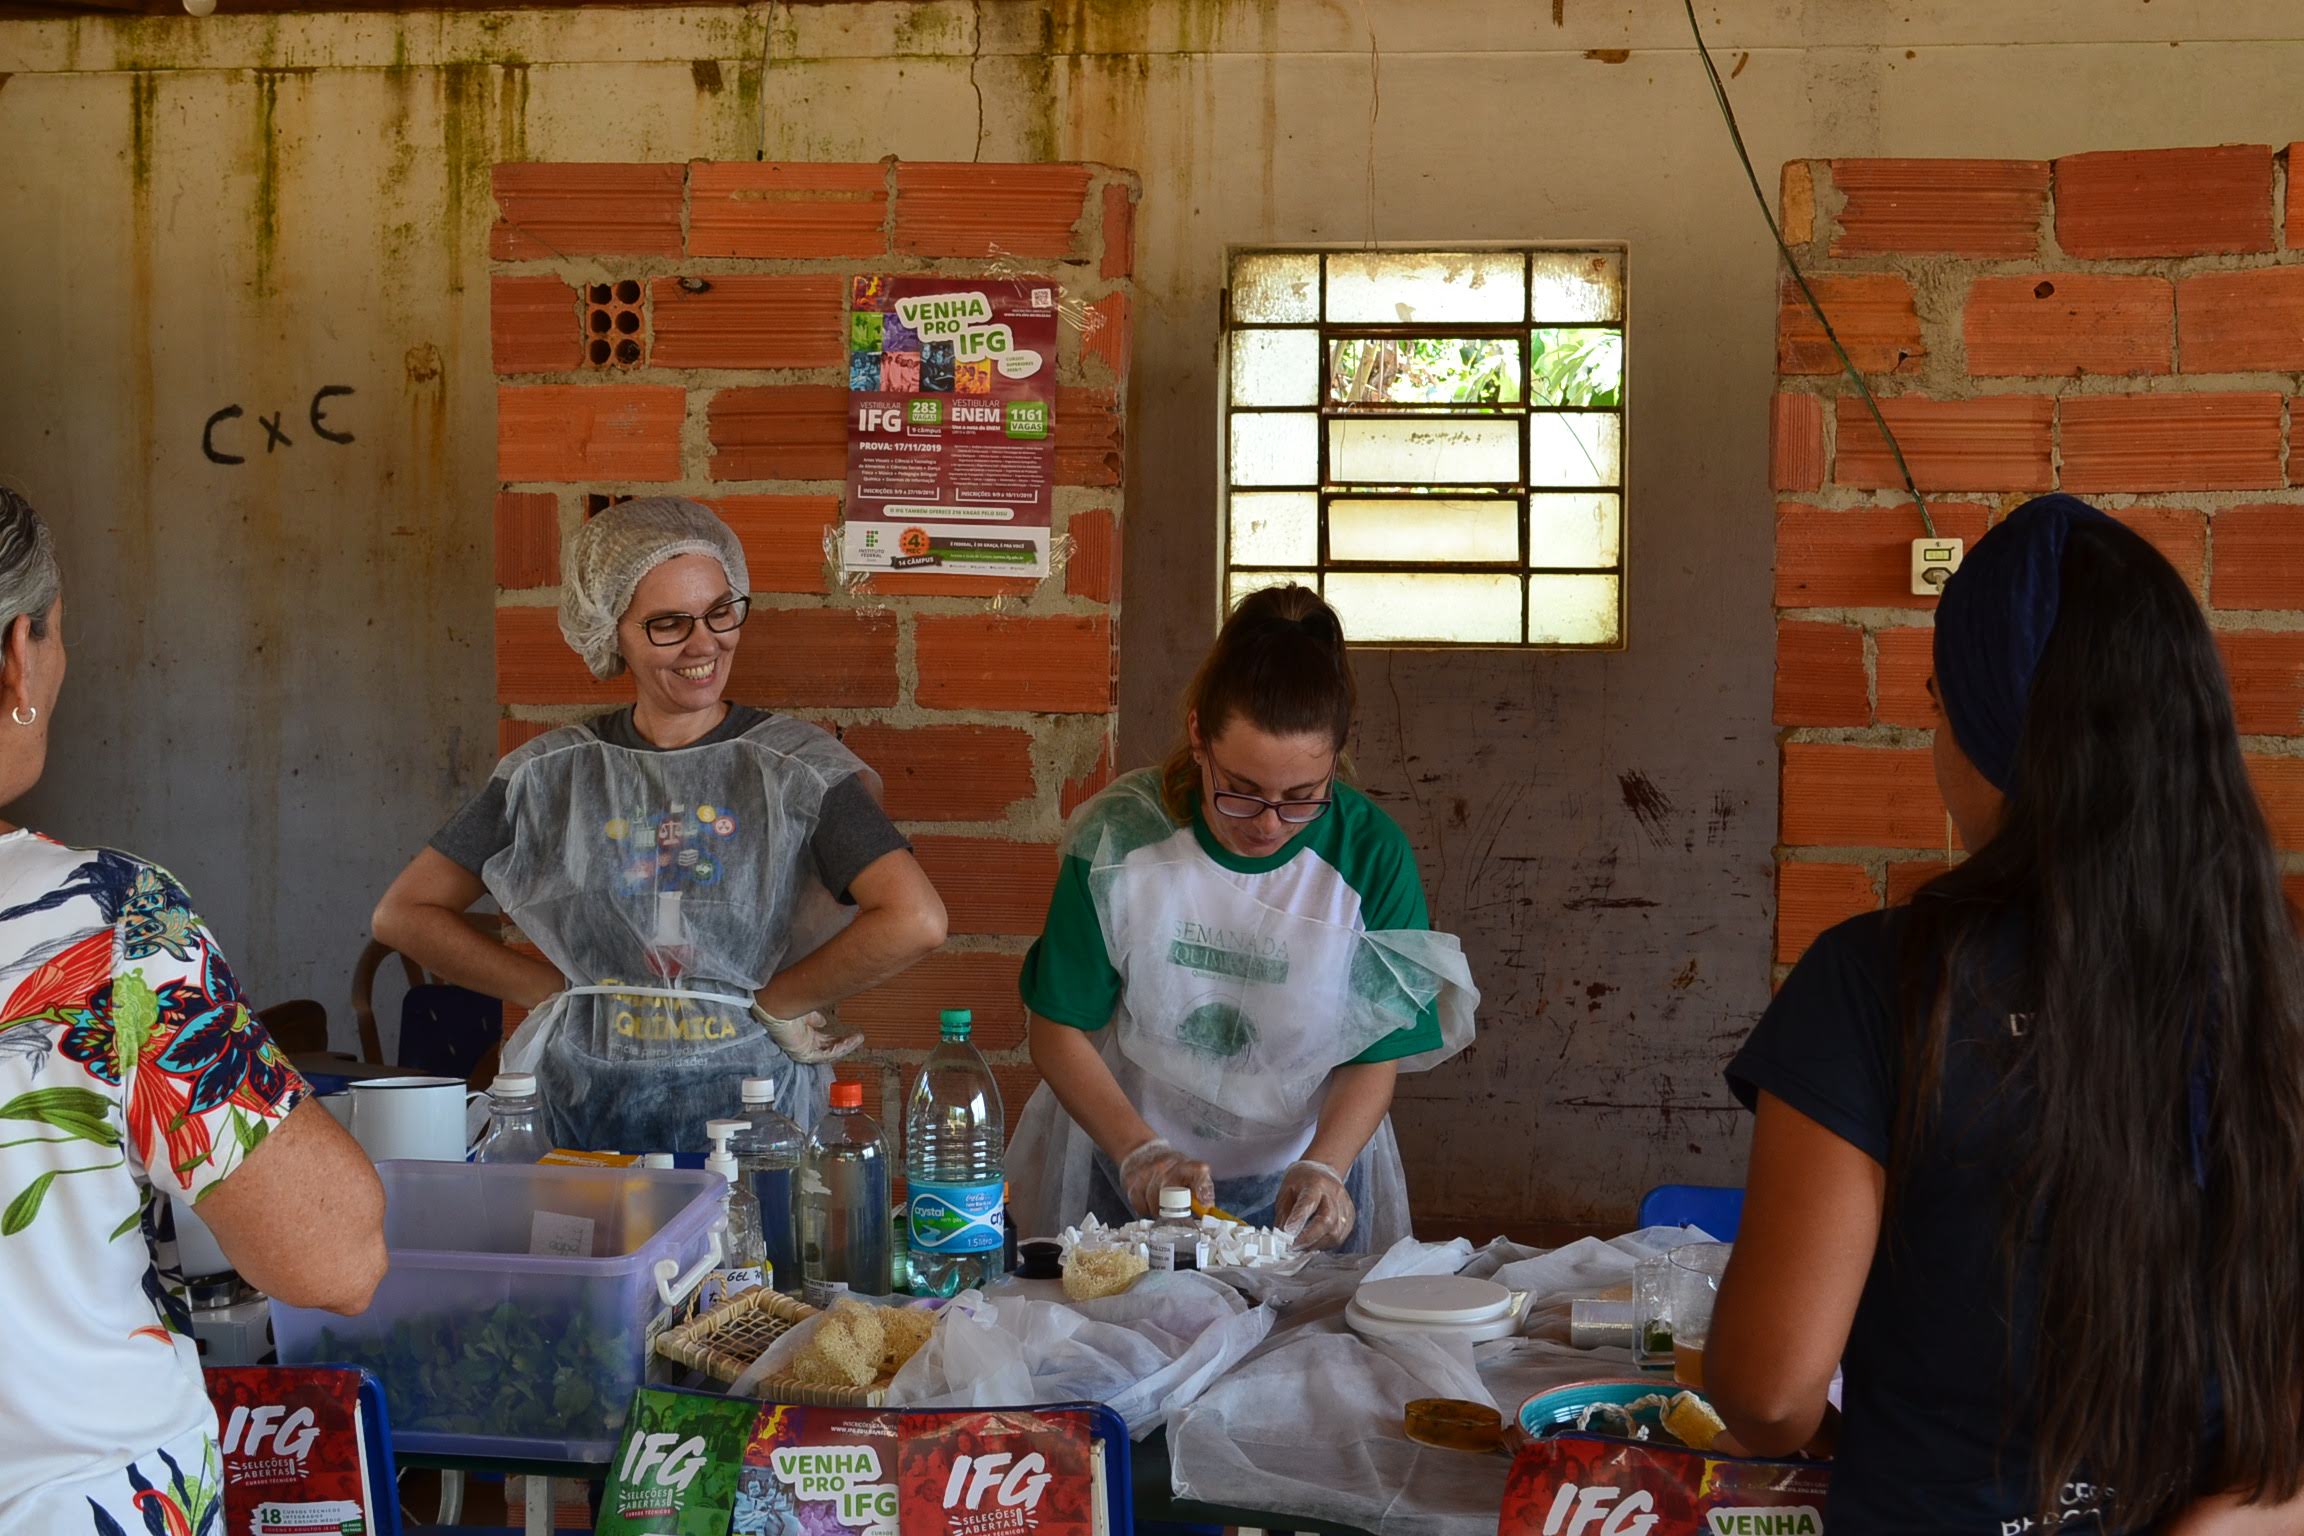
xmin=1118 ymin=1138 xmax=1214 ymax=1217
xmin=759 ymin=1007 xmax=863 ymax=1064
xmin=1277 ymin=1159 xmax=1355 ymax=1250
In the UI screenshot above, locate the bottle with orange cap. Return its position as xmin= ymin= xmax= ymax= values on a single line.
xmin=799 ymin=1078 xmax=893 ymax=1295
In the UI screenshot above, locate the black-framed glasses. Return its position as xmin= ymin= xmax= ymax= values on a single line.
xmin=1209 ymin=786 xmax=1333 ymax=825
xmin=639 ymin=595 xmax=751 ymax=647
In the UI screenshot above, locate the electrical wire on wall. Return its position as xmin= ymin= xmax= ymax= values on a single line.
xmin=1682 ymin=0 xmax=1938 ymax=539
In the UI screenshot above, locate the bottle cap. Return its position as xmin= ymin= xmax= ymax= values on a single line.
xmin=641 ymin=1153 xmax=674 ymax=1170
xmin=829 ymin=1082 xmax=864 ymax=1109
xmin=938 ymin=1008 xmax=973 ymax=1040
xmin=740 ymin=1076 xmax=776 ymax=1105
xmin=491 ymin=1072 xmax=537 ymax=1097
xmin=1159 ymin=1186 xmax=1194 ymax=1220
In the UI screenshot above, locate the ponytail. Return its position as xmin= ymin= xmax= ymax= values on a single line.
xmin=1159 ymin=584 xmax=1356 ymax=822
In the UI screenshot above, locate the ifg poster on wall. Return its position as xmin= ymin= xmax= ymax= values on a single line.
xmin=841 ymin=276 xmax=1058 ymax=578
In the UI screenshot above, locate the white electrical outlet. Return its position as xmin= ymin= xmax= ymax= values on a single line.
xmin=1911 ymin=538 xmax=1964 ymax=597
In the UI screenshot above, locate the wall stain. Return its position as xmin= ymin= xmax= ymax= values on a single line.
xmin=692 ymin=58 xmax=726 ymax=95
xmin=1584 ymin=48 xmax=1631 ymax=64
xmin=250 ymin=70 xmax=283 ymax=299
xmin=1617 ymin=769 xmax=1675 ymax=848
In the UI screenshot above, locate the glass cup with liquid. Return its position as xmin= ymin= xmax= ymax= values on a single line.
xmin=1666 ymin=1242 xmax=1733 ymax=1388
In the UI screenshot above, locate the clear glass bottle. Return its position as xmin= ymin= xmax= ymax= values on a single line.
xmin=1146 ymin=1186 xmax=1202 ymax=1273
xmin=731 ymin=1077 xmax=806 ymax=1294
xmin=903 ymin=1009 xmax=1007 ymax=1296
xmin=472 ymin=1071 xmax=552 ymax=1164
xmin=701 ymin=1118 xmax=767 ymax=1309
xmin=799 ymin=1081 xmax=892 ymax=1294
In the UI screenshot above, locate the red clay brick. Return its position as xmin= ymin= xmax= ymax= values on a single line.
xmin=1775 ymin=502 xmax=1993 ymax=610
xmin=2212 ymin=504 xmax=2304 ymax=610
xmin=725 ymin=607 xmax=900 ymax=709
xmin=916 ymin=615 xmax=1114 ymax=714
xmin=2218 ymin=632 xmax=2304 ymax=735
xmin=491 ymin=275 xmax=581 ymax=374
xmin=497 ymin=384 xmax=685 ymax=483
xmin=490 ymin=162 xmax=685 ymax=259
xmin=707 ymin=386 xmax=847 ymax=482
xmin=705 ymin=495 xmax=835 ymax=594
xmin=2247 ymin=755 xmax=2304 ymax=850
xmin=841 ymin=950 xmax=1028 ymax=1051
xmin=1776 ymin=861 xmax=1876 ymax=964
xmin=648 ymin=275 xmax=846 ymax=371
xmin=1962 ymin=274 xmax=2172 ymax=378
xmin=839 ymin=723 xmax=1039 ymax=823
xmin=687 ymin=161 xmax=888 ymax=259
xmin=1061 ymin=739 xmax=1115 ymax=818
xmin=1884 ymin=860 xmax=1954 ymax=906
xmin=1066 ymin=508 xmax=1118 ymax=604
xmin=1873 ymin=627 xmax=1936 ymax=729
xmin=1829 ymin=158 xmax=2048 ymax=257
xmin=2111 ymin=505 xmax=2207 ymax=594
xmin=2055 ymin=145 xmax=2275 ymax=259
xmin=1834 ymin=397 xmax=2054 ymax=493
xmin=1781 ymin=743 xmax=1948 ymax=849
xmin=1056 ymin=387 xmax=1123 ymax=488
xmin=1772 ymin=622 xmax=1867 ymax=727
xmin=1770 ymin=395 xmax=1826 ymax=493
xmin=2178 ymin=268 xmax=2304 ymax=374
xmin=989 ymin=1063 xmax=1043 ymax=1141
xmin=2292 ymin=144 xmax=2304 ymax=250
xmin=1777 ymin=274 xmax=1923 ymax=376
xmin=2059 ymin=392 xmax=2284 ymax=493
xmin=498 ymin=717 xmax=555 ymax=757
xmin=493 ymin=491 xmax=560 ymax=590
xmin=892 ymin=162 xmax=1092 ymax=258
xmin=1100 ymin=182 xmax=1135 ymax=279
xmin=1083 ymin=292 xmax=1131 ymax=383
xmin=911 ymin=837 xmax=1061 ymax=935
xmin=495 ymin=607 xmax=630 ymax=706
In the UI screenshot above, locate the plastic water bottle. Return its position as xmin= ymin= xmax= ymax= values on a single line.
xmin=472 ymin=1072 xmax=551 ymax=1164
xmin=701 ymin=1118 xmax=767 ymax=1308
xmin=903 ymin=1009 xmax=1006 ymax=1296
xmin=799 ymin=1081 xmax=892 ymax=1294
xmin=731 ymin=1077 xmax=804 ymax=1293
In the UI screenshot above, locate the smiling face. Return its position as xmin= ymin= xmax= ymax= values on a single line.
xmin=616 ymin=554 xmax=741 ymax=721
xmin=1190 ymin=710 xmax=1337 ymax=859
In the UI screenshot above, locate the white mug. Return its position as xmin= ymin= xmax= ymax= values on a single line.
xmin=347 ymin=1076 xmax=485 ymax=1163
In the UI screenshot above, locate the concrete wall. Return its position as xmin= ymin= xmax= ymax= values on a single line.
xmin=4 ymin=0 xmax=2303 ymax=1232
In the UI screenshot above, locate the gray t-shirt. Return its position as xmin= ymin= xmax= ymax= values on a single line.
xmin=430 ymin=706 xmax=907 ymax=900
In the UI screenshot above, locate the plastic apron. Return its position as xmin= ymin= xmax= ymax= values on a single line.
xmin=1010 ymin=775 xmax=1477 ymax=1253
xmin=484 ymin=718 xmax=867 ymax=1155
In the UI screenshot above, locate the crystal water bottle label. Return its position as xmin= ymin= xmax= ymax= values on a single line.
xmin=907 ymin=1178 xmax=1005 ymax=1255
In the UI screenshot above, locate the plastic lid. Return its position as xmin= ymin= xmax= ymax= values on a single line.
xmin=829 ymin=1082 xmax=863 ymax=1109
xmin=491 ymin=1072 xmax=537 ymax=1097
xmin=641 ymin=1153 xmax=675 ymax=1169
xmin=1353 ymin=1275 xmax=1515 ymax=1327
xmin=1158 ymin=1186 xmax=1195 ymax=1219
xmin=740 ymin=1076 xmax=776 ymax=1104
xmin=939 ymin=1008 xmax=973 ymax=1040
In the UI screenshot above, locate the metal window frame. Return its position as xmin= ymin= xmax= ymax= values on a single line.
xmin=1222 ymin=245 xmax=1628 ymax=650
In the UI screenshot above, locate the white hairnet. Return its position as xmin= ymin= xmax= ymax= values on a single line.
xmin=558 ymin=497 xmax=752 ymax=680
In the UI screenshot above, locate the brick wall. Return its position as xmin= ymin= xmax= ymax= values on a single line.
xmin=1773 ymin=144 xmax=2304 ymax=973
xmin=489 ymin=158 xmax=1137 ymax=1139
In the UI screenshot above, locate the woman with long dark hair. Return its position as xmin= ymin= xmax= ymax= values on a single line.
xmin=1007 ymin=583 xmax=1478 ymax=1252
xmin=1708 ymin=494 xmax=2304 ymax=1532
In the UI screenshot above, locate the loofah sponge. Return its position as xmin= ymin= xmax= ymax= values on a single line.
xmin=788 ymin=1300 xmax=887 ymax=1388
xmin=1062 ymin=1245 xmax=1149 ymax=1301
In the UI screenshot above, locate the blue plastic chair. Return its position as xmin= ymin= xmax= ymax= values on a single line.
xmin=1634 ymin=1183 xmax=1744 ymax=1241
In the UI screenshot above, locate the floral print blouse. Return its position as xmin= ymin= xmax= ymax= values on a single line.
xmin=0 ymin=832 xmax=308 ymax=1533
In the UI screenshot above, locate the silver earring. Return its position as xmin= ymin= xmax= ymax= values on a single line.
xmin=10 ymin=706 xmax=35 ymax=727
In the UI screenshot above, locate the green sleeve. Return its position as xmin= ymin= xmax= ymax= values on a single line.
xmin=1018 ymin=853 xmax=1121 ymax=1030
xmin=1346 ymin=813 xmax=1443 ymax=1064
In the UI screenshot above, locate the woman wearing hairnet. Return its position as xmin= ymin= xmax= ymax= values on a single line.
xmin=374 ymin=499 xmax=946 ymax=1154
xmin=1010 ymin=583 xmax=1477 ymax=1253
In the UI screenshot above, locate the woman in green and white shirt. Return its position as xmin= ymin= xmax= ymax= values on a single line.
xmin=1011 ymin=585 xmax=1477 ymax=1253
